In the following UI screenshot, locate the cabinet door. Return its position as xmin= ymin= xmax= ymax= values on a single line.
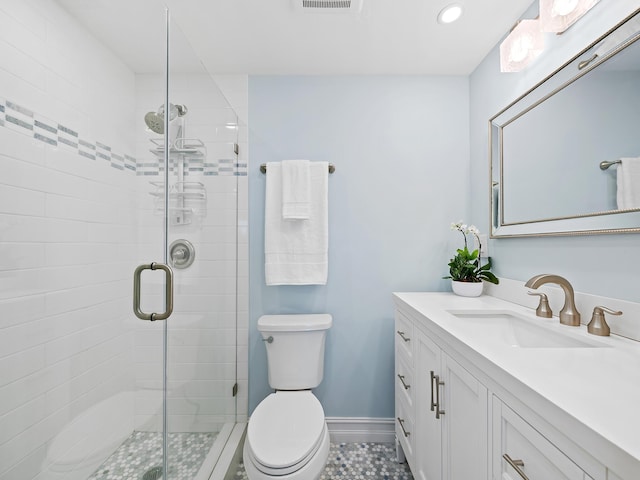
xmin=492 ymin=397 xmax=587 ymax=480
xmin=441 ymin=353 xmax=489 ymax=480
xmin=415 ymin=332 xmax=442 ymax=480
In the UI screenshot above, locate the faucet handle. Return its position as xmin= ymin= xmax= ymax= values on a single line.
xmin=527 ymin=291 xmax=553 ymax=318
xmin=587 ymin=305 xmax=622 ymax=336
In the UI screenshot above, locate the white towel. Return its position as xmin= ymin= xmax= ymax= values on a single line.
xmin=265 ymin=161 xmax=329 ymax=285
xmin=616 ymin=157 xmax=640 ymax=210
xmin=282 ymin=160 xmax=311 ymax=219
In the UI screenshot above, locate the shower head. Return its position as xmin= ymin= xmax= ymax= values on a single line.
xmin=144 ymin=103 xmax=188 ymax=134
xmin=144 ymin=111 xmax=165 ymax=134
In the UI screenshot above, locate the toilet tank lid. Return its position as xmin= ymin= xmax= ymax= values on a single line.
xmin=258 ymin=314 xmax=332 ymax=332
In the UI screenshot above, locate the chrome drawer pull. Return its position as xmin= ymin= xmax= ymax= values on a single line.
xmin=396 ymin=417 xmax=410 ymax=437
xmin=396 ymin=330 xmax=410 ymax=342
xmin=397 ymin=374 xmax=410 ymax=390
xmin=503 ymin=454 xmax=529 ymax=480
xmin=430 ymin=370 xmax=445 ymax=418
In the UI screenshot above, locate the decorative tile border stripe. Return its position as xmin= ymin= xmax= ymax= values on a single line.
xmin=58 ymin=124 xmax=79 ymax=150
xmin=0 ymin=96 xmax=247 ymax=177
xmin=0 ymin=96 xmax=138 ymax=174
xmin=124 ymin=154 xmax=136 ymax=171
xmin=140 ymin=154 xmax=242 ymax=177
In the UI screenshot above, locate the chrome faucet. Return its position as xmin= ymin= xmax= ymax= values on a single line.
xmin=524 ymin=274 xmax=581 ymax=326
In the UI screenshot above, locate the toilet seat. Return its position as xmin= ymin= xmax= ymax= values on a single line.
xmin=246 ymin=391 xmax=326 ymax=476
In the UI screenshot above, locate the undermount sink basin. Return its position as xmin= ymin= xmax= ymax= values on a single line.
xmin=447 ymin=311 xmax=604 ymax=348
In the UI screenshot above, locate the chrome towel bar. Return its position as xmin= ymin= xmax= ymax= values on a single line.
xmin=260 ymin=163 xmax=335 ymax=174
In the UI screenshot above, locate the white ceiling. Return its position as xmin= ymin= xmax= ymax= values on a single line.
xmin=57 ymin=0 xmax=534 ymax=75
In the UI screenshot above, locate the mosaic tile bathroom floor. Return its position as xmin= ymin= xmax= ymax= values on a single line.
xmin=87 ymin=431 xmax=216 ymax=480
xmin=235 ymin=442 xmax=414 ymax=479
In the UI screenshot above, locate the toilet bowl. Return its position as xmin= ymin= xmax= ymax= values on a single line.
xmin=243 ymin=391 xmax=330 ymax=479
xmin=243 ymin=314 xmax=332 ymax=480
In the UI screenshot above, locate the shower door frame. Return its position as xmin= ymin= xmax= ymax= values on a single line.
xmin=132 ymin=8 xmax=173 ymax=476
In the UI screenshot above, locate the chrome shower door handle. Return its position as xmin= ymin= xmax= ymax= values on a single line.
xmin=133 ymin=262 xmax=174 ymax=321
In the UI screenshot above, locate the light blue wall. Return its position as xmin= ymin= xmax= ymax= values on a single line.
xmin=469 ymin=0 xmax=640 ymax=303
xmin=248 ymin=76 xmax=469 ymax=417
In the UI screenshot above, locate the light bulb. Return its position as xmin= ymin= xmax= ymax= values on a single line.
xmin=437 ymin=4 xmax=463 ymax=24
xmin=552 ymin=0 xmax=579 ymax=16
xmin=540 ymin=0 xmax=600 ymax=33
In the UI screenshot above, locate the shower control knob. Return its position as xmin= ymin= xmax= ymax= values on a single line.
xmin=169 ymin=239 xmax=195 ymax=269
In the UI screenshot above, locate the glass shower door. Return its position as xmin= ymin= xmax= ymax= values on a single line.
xmin=163 ymin=12 xmax=241 ymax=478
xmin=131 ymin=9 xmax=241 ymax=480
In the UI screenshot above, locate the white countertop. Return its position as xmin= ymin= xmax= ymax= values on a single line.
xmin=393 ymin=292 xmax=640 ymax=474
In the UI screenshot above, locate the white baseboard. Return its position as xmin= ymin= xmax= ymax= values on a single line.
xmin=325 ymin=417 xmax=395 ymax=444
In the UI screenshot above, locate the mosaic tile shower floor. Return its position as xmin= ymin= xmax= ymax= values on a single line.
xmin=235 ymin=442 xmax=414 ymax=479
xmin=87 ymin=431 xmax=216 ymax=480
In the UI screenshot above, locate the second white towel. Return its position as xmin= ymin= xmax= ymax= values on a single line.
xmin=282 ymin=160 xmax=311 ymax=219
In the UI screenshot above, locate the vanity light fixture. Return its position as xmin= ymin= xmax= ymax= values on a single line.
xmin=499 ymin=18 xmax=545 ymax=72
xmin=437 ymin=3 xmax=463 ymax=24
xmin=539 ymin=0 xmax=600 ymax=33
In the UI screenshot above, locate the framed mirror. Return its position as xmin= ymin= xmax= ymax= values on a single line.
xmin=490 ymin=8 xmax=640 ymax=237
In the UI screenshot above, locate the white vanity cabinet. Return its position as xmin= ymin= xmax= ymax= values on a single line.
xmin=393 ymin=293 xmax=640 ymax=480
xmin=395 ymin=310 xmax=488 ymax=480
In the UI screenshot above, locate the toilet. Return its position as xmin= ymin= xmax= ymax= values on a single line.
xmin=243 ymin=314 xmax=332 ymax=480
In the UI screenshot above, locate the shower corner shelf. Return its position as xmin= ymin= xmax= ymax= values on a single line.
xmin=149 ymin=181 xmax=207 ymax=226
xmin=149 ymin=136 xmax=208 ymax=226
xmin=149 ymin=137 xmax=207 ymax=159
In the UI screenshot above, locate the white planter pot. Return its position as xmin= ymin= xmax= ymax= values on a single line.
xmin=451 ymin=280 xmax=483 ymax=297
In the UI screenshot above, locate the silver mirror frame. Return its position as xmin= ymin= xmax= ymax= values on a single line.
xmin=489 ymin=8 xmax=640 ymax=238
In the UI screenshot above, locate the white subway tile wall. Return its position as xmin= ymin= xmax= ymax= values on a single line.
xmin=0 ymin=2 xmax=248 ymax=479
xmin=0 ymin=2 xmax=138 ymax=477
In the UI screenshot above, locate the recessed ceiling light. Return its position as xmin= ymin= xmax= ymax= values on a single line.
xmin=437 ymin=3 xmax=463 ymax=24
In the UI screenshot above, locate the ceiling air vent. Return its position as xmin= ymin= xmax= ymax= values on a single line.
xmin=293 ymin=0 xmax=363 ymax=14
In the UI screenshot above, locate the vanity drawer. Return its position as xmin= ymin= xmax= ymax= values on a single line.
xmin=395 ymin=393 xmax=415 ymax=469
xmin=395 ymin=312 xmax=414 ymax=365
xmin=395 ymin=355 xmax=414 ymax=409
xmin=493 ymin=398 xmax=591 ymax=480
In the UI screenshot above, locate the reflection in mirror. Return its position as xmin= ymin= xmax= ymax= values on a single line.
xmin=490 ymin=8 xmax=640 ymax=237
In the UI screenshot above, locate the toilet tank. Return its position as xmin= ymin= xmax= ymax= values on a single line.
xmin=258 ymin=314 xmax=332 ymax=390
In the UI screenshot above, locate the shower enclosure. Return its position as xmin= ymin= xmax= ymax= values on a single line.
xmin=0 ymin=1 xmax=247 ymax=479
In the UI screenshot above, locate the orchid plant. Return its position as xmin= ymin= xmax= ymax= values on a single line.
xmin=443 ymin=221 xmax=499 ymax=285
